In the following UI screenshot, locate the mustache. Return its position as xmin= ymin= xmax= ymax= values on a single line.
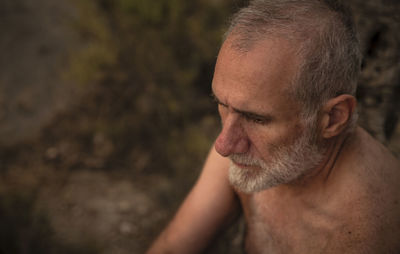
xmin=229 ymin=154 xmax=264 ymax=167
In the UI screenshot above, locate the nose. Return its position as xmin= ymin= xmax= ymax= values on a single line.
xmin=215 ymin=114 xmax=250 ymax=157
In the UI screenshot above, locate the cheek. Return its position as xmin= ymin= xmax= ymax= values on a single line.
xmin=244 ymin=123 xmax=298 ymax=158
xmin=244 ymin=125 xmax=276 ymax=156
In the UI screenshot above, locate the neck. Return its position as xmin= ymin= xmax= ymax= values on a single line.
xmin=314 ymin=132 xmax=351 ymax=181
xmin=279 ymin=130 xmax=354 ymax=194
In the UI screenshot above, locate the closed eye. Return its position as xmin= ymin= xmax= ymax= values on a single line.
xmin=242 ymin=112 xmax=270 ymax=125
xmin=211 ymin=93 xmax=228 ymax=108
xmin=211 ymin=92 xmax=272 ymax=125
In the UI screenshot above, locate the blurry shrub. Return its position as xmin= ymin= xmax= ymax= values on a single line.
xmin=68 ymin=0 xmax=118 ymax=86
xmin=57 ymin=0 xmax=242 ymax=180
xmin=31 ymin=1 xmax=247 ymax=251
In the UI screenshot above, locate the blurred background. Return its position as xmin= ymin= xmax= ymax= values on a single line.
xmin=0 ymin=0 xmax=399 ymax=253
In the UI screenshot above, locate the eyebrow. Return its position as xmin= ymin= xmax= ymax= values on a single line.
xmin=210 ymin=92 xmax=273 ymax=121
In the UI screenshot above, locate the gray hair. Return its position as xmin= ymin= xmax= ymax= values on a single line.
xmin=225 ymin=0 xmax=361 ymax=124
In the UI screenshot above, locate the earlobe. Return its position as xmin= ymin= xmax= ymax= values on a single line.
xmin=321 ymin=95 xmax=356 ymax=139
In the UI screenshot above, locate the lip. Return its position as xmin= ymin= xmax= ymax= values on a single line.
xmin=233 ymin=161 xmax=248 ymax=167
xmin=232 ymin=160 xmax=257 ymax=169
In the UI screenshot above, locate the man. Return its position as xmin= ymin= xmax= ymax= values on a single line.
xmin=147 ymin=0 xmax=400 ymax=253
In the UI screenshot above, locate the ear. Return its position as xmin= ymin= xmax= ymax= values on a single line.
xmin=320 ymin=95 xmax=357 ymax=139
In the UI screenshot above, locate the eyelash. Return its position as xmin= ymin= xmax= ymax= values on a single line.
xmin=216 ymin=101 xmax=228 ymax=110
xmin=244 ymin=115 xmax=267 ymax=125
xmin=219 ymin=105 xmax=267 ymax=125
xmin=214 ymin=97 xmax=268 ymax=125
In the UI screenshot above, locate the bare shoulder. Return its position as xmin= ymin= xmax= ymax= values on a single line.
xmin=198 ymin=145 xmax=233 ymax=186
xmin=354 ymin=127 xmax=400 ymax=186
xmin=147 ymin=146 xmax=239 ymax=254
xmin=348 ymin=127 xmax=400 ymax=204
xmin=348 ymin=127 xmax=400 ymax=251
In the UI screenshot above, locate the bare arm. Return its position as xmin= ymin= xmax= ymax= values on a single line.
xmin=147 ymin=145 xmax=240 ymax=254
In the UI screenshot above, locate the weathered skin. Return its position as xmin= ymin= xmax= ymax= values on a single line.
xmin=147 ymin=131 xmax=400 ymax=253
xmin=239 ymin=128 xmax=400 ymax=254
xmin=147 ymin=35 xmax=400 ymax=254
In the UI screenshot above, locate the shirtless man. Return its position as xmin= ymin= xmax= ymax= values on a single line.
xmin=147 ymin=0 xmax=400 ymax=253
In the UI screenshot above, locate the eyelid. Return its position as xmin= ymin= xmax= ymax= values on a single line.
xmin=241 ymin=112 xmax=270 ymax=124
xmin=211 ymin=92 xmax=271 ymax=124
xmin=217 ymin=101 xmax=228 ymax=108
xmin=211 ymin=93 xmax=228 ymax=107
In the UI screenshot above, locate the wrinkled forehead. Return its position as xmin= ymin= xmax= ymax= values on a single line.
xmin=212 ymin=36 xmax=301 ymax=111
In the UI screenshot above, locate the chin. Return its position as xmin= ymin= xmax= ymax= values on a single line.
xmin=228 ymin=147 xmax=325 ymax=194
xmin=228 ymin=124 xmax=327 ymax=193
xmin=228 ymin=162 xmax=287 ymax=193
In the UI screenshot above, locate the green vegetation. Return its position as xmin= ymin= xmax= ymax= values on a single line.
xmin=65 ymin=0 xmax=245 ymax=178
xmin=0 ymin=0 xmax=246 ymax=252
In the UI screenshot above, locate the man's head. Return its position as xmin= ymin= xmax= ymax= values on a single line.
xmin=212 ymin=0 xmax=361 ymax=193
xmin=225 ymin=0 xmax=361 ymax=120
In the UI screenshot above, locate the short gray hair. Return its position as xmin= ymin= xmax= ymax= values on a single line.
xmin=225 ymin=0 xmax=361 ymax=122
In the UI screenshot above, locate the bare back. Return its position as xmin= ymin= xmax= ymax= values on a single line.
xmin=238 ymin=127 xmax=400 ymax=254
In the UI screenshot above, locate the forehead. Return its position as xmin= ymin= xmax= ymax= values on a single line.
xmin=212 ymin=37 xmax=301 ymax=115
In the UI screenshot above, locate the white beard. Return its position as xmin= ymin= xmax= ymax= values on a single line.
xmin=228 ymin=126 xmax=325 ymax=193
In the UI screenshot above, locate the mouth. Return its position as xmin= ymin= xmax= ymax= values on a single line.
xmin=232 ymin=160 xmax=248 ymax=167
xmin=231 ymin=160 xmax=259 ymax=170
